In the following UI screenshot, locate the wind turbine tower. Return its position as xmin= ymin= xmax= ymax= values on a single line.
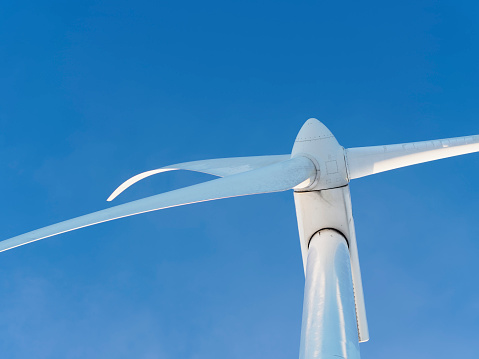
xmin=1 ymin=119 xmax=478 ymax=359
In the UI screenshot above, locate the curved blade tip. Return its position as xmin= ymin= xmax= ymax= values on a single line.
xmin=107 ymin=168 xmax=176 ymax=202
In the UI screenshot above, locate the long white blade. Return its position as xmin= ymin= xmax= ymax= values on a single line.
xmin=0 ymin=156 xmax=315 ymax=253
xmin=107 ymin=155 xmax=290 ymax=201
xmin=346 ymin=134 xmax=479 ymax=179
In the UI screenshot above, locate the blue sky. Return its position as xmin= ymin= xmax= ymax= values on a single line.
xmin=1 ymin=0 xmax=478 ymax=358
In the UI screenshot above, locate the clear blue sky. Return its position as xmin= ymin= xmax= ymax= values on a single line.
xmin=1 ymin=1 xmax=478 ymax=358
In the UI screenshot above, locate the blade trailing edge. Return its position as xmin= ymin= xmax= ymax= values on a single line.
xmin=107 ymin=155 xmax=291 ymax=201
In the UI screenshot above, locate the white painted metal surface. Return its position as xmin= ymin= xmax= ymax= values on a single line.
xmin=294 ymin=188 xmax=369 ymax=343
xmin=107 ymin=155 xmax=290 ymax=201
xmin=291 ymin=118 xmax=349 ymax=191
xmin=346 ymin=135 xmax=479 ymax=179
xmin=299 ymin=230 xmax=360 ymax=359
xmin=0 ymin=156 xmax=315 ymax=253
xmin=292 ymin=118 xmax=368 ymax=342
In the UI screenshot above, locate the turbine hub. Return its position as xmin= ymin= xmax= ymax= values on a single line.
xmin=291 ymin=118 xmax=349 ymax=191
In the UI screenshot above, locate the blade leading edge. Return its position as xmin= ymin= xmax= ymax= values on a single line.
xmin=0 ymin=156 xmax=315 ymax=253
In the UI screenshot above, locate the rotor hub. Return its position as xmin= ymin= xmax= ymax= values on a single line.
xmin=292 ymin=118 xmax=349 ymax=191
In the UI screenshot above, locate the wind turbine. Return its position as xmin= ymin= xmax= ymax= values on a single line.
xmin=1 ymin=118 xmax=478 ymax=359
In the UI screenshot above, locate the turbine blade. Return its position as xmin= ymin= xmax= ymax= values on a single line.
xmin=346 ymin=134 xmax=479 ymax=179
xmin=0 ymin=156 xmax=315 ymax=253
xmin=107 ymin=155 xmax=290 ymax=201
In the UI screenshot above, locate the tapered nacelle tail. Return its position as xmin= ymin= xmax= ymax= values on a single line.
xmin=294 ymin=187 xmax=369 ymax=343
xmin=346 ymin=134 xmax=479 ymax=179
